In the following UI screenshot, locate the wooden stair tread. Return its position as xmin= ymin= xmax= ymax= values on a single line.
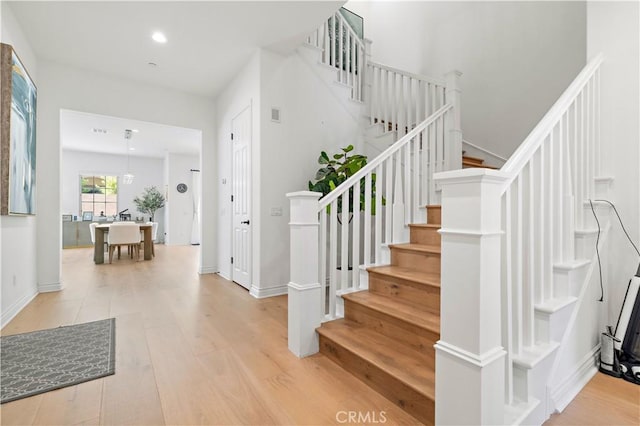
xmin=461 ymin=154 xmax=485 ymax=164
xmin=317 ymin=319 xmax=436 ymax=398
xmin=367 ymin=265 xmax=440 ymax=288
xmin=462 ymin=159 xmax=498 ymax=169
xmin=408 ymin=223 xmax=440 ymax=229
xmin=342 ymin=291 xmax=440 ymax=333
xmin=388 ymin=243 xmax=441 ymax=254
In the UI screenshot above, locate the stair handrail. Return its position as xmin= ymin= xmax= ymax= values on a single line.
xmin=368 ymin=60 xmax=446 ymax=87
xmin=318 ymin=103 xmax=453 ymax=210
xmin=500 ymin=53 xmax=604 ymax=183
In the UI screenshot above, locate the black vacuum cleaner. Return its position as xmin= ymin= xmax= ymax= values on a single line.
xmin=600 ymin=264 xmax=640 ymax=385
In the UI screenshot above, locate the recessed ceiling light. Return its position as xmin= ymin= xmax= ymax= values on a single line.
xmin=152 ymin=32 xmax=167 ymax=43
xmin=129 ymin=147 xmax=136 ymax=151
xmin=131 ymin=129 xmax=139 ymax=133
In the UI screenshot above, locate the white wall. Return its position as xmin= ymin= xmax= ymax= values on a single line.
xmin=61 ymin=150 xmax=166 ymax=240
xmin=36 ymin=60 xmax=216 ymax=286
xmin=216 ymin=51 xmax=261 ymax=281
xmin=165 ymin=153 xmax=199 ymax=245
xmin=1 ymin=3 xmax=39 ymax=326
xmin=257 ymin=47 xmax=364 ymax=297
xmin=216 ymin=46 xmax=364 ymax=296
xmin=587 ymin=1 xmax=640 ymax=329
xmin=346 ymin=1 xmax=586 ymax=160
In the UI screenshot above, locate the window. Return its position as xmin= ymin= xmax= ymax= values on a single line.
xmin=80 ymin=175 xmax=118 ymax=217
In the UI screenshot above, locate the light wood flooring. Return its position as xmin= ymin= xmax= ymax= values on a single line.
xmin=1 ymin=245 xmax=638 ymax=425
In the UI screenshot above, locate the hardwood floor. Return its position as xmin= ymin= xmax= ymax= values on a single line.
xmin=1 ymin=245 xmax=638 ymax=425
xmin=544 ymin=372 xmax=640 ymax=426
xmin=0 ymin=246 xmax=419 ymax=425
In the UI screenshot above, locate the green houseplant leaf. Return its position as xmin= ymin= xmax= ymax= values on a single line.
xmin=307 ymin=145 xmax=384 ymax=217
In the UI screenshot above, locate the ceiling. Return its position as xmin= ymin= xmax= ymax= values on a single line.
xmin=7 ymin=0 xmax=344 ymax=97
xmin=60 ymin=110 xmax=201 ymax=158
xmin=8 ymin=1 xmax=344 ymax=157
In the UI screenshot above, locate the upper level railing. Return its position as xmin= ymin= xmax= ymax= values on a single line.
xmin=368 ymin=61 xmax=447 ymax=139
xmin=307 ymin=10 xmax=366 ymax=102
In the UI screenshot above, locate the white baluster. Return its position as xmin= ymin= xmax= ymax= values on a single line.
xmin=319 ymin=210 xmax=327 ymax=317
xmin=352 ymin=180 xmax=361 ymax=289
xmin=375 ymin=164 xmax=383 ymax=262
xmin=329 ymin=199 xmax=338 ymax=318
xmin=341 ymin=192 xmax=349 ymax=291
xmin=364 ymin=174 xmax=372 ymax=264
xmin=385 ymin=157 xmax=392 ymax=244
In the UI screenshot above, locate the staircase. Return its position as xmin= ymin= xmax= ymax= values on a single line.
xmin=290 ymin=9 xmax=608 ymax=426
xmin=317 ymin=205 xmax=442 ymax=424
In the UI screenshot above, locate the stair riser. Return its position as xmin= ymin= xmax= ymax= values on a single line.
xmin=344 ymin=300 xmax=439 ymax=355
xmin=391 ymin=250 xmax=441 ymax=275
xmin=426 ymin=206 xmax=441 ymax=225
xmin=409 ymin=227 xmax=441 ymax=246
xmin=319 ymin=334 xmax=435 ymax=425
xmin=368 ymin=273 xmax=440 ymax=314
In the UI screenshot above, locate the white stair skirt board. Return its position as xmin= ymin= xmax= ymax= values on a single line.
xmin=548 ymin=345 xmax=600 ymax=413
xmin=250 ymin=284 xmax=288 ymax=299
xmin=1 ymin=291 xmax=38 ymax=328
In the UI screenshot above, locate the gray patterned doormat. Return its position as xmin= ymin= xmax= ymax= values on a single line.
xmin=1 ymin=318 xmax=115 ymax=404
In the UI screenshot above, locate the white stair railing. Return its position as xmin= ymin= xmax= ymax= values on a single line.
xmin=434 ymin=53 xmax=603 ymax=425
xmin=318 ymin=104 xmax=453 ymax=320
xmin=307 ymin=10 xmax=365 ymax=102
xmin=368 ymin=62 xmax=447 ymax=138
xmin=288 ymin=100 xmax=459 ymax=356
xmin=499 ymin=53 xmax=602 ymax=407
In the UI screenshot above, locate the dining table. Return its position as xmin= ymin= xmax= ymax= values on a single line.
xmin=94 ymin=223 xmax=153 ymax=264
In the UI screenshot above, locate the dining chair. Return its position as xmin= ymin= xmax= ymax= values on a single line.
xmin=107 ymin=223 xmax=141 ymax=263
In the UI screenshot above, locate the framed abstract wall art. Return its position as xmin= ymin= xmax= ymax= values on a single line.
xmin=1 ymin=43 xmax=37 ymax=215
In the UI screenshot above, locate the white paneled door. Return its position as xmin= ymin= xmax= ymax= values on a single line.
xmin=231 ymin=105 xmax=252 ymax=289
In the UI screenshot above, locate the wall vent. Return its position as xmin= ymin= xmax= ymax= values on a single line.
xmin=271 ymin=107 xmax=281 ymax=123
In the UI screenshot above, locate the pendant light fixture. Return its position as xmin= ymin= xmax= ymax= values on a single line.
xmin=123 ymin=129 xmax=134 ymax=184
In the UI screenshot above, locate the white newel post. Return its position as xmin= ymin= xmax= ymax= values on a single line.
xmin=434 ymin=169 xmax=508 ymax=425
xmin=445 ymin=70 xmax=463 ymax=171
xmin=287 ymin=191 xmax=322 ymax=357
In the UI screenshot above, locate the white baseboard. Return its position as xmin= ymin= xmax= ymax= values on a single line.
xmin=38 ymin=282 xmax=63 ymax=292
xmin=198 ymin=266 xmax=218 ymax=275
xmin=216 ymin=271 xmax=231 ymax=281
xmin=250 ymin=284 xmax=288 ymax=299
xmin=549 ymin=345 xmax=599 ymax=413
xmin=1 ymin=291 xmax=37 ymax=328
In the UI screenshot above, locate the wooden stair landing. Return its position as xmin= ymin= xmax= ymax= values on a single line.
xmin=317 ymin=205 xmax=442 ymax=425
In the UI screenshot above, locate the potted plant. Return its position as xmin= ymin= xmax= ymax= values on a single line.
xmin=133 ymin=186 xmax=165 ymax=222
xmin=308 ymin=144 xmax=381 ymax=221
